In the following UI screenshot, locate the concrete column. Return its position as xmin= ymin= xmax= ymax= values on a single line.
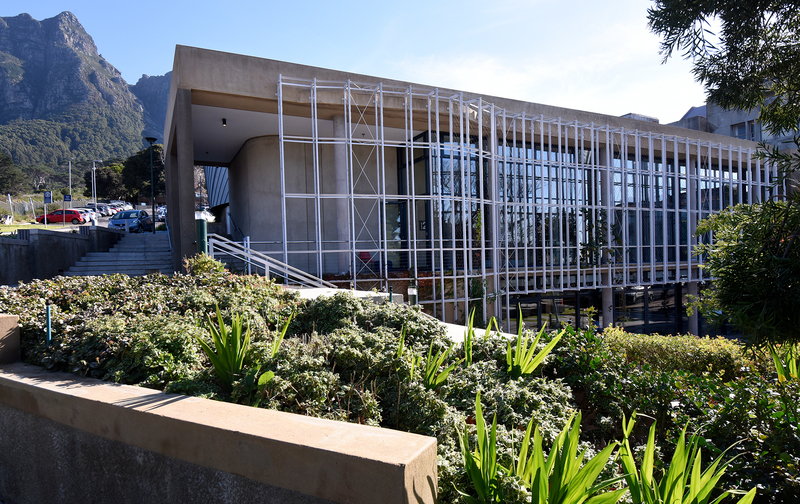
xmin=598 ymin=147 xmax=613 ymax=321
xmin=602 ymin=287 xmax=613 ymax=329
xmin=332 ymin=115 xmax=350 ymax=274
xmin=0 ymin=314 xmax=20 ymax=364
xmin=165 ymin=88 xmax=197 ymax=272
xmin=687 ymin=281 xmax=699 ymax=335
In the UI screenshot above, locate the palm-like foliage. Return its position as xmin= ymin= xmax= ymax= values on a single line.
xmin=464 ymin=309 xmax=477 ymax=366
xmin=507 ymin=318 xmax=563 ymax=379
xmin=768 ymin=343 xmax=799 ymax=383
xmin=423 ymin=341 xmax=461 ymax=390
xmin=458 ymin=393 xmax=626 ymax=504
xmin=514 ymin=413 xmax=626 ymax=504
xmin=619 ymin=413 xmax=756 ymax=504
xmin=457 ymin=391 xmax=502 ymax=503
xmin=269 ymin=312 xmax=293 ymax=359
xmin=195 ymin=307 xmax=251 ymax=392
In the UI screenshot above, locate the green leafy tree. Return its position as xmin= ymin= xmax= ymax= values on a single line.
xmin=82 ymin=163 xmax=127 ymax=200
xmin=122 ymin=144 xmax=164 ymax=203
xmin=649 ymin=0 xmax=800 ymax=346
xmin=0 ymin=105 xmax=146 ymax=167
xmin=648 ymin=0 xmax=800 ymax=136
xmin=28 ymin=164 xmax=56 ymax=192
xmin=695 ymin=201 xmax=800 ymax=346
xmin=0 ymin=151 xmax=27 ymax=195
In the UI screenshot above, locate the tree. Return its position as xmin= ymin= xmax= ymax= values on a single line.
xmin=28 ymin=164 xmax=56 ymax=192
xmin=0 ymin=152 xmax=26 ymax=195
xmin=694 ymin=201 xmax=800 ymax=346
xmin=648 ymin=0 xmax=800 ymax=137
xmin=82 ymin=163 xmax=127 ymax=200
xmin=649 ymin=0 xmax=800 ymax=345
xmin=122 ymin=144 xmax=165 ymax=203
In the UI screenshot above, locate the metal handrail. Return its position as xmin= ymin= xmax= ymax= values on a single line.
xmin=208 ymin=233 xmax=337 ymax=289
xmin=228 ymin=215 xmax=245 ymax=240
xmin=164 ymin=219 xmax=172 ymax=251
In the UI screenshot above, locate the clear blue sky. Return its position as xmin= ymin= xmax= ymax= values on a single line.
xmin=2 ymin=0 xmax=707 ymax=123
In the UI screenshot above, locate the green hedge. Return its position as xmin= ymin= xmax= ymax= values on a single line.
xmin=602 ymin=326 xmax=761 ymax=381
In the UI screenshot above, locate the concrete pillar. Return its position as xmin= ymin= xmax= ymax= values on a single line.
xmin=0 ymin=314 xmax=20 ymax=364
xmin=332 ymin=115 xmax=350 ymax=274
xmin=602 ymin=287 xmax=613 ymax=329
xmin=165 ymin=88 xmax=197 ymax=272
xmin=687 ymin=281 xmax=699 ymax=335
xmin=598 ymin=147 xmax=614 ymax=331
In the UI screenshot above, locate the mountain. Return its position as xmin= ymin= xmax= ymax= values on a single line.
xmin=130 ymin=72 xmax=171 ymax=143
xmin=0 ymin=12 xmax=169 ymax=168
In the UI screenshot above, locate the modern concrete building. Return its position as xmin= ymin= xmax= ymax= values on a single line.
xmin=164 ymin=45 xmax=781 ymax=334
xmin=672 ymin=101 xmax=797 ymax=148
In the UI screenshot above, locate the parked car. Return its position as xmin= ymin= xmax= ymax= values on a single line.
xmin=110 ymin=200 xmax=133 ymax=210
xmin=107 ymin=209 xmax=153 ymax=233
xmin=36 ymin=209 xmax=86 ymax=225
xmin=86 ymin=203 xmax=112 ymax=216
xmin=74 ymin=208 xmax=96 ymax=223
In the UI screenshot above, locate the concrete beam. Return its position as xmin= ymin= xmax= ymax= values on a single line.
xmin=0 ymin=363 xmax=437 ymax=504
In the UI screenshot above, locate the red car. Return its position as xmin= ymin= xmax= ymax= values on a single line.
xmin=36 ymin=209 xmax=86 ymax=225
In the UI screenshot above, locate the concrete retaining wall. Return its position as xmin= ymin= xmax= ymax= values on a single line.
xmin=0 ymin=315 xmax=437 ymax=504
xmin=0 ymin=227 xmax=123 ymax=286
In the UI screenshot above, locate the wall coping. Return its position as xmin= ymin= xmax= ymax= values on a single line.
xmin=18 ymin=227 xmax=89 ymax=241
xmin=0 ymin=236 xmax=27 ymax=245
xmin=0 ymin=362 xmax=437 ymax=503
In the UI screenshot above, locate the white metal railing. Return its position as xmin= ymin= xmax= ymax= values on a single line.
xmin=208 ymin=233 xmax=337 ymax=289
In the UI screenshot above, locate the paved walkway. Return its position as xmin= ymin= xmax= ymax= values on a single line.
xmin=286 ymin=286 xmax=513 ymax=342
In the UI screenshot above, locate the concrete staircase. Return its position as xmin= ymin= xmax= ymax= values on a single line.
xmin=65 ymin=232 xmax=174 ymax=277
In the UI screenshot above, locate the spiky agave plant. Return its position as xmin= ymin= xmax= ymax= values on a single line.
xmin=619 ymin=413 xmax=757 ymax=504
xmin=195 ymin=306 xmax=251 ymax=392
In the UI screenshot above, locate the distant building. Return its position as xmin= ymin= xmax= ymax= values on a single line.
xmin=672 ymin=102 xmax=796 ymax=148
xmin=620 ymin=112 xmax=660 ymax=124
xmin=164 ymin=46 xmax=781 ymax=335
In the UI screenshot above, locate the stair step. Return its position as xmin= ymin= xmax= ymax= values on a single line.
xmin=69 ymin=264 xmax=172 ymax=271
xmin=83 ymin=252 xmax=172 ymax=260
xmin=66 ymin=232 xmax=174 ymax=277
xmin=64 ymin=269 xmax=173 ymax=277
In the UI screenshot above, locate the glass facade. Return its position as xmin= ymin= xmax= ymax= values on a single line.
xmin=270 ymin=77 xmax=780 ymax=328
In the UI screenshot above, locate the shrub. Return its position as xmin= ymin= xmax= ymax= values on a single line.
xmin=4 ymin=274 xmax=797 ymax=503
xmin=24 ymin=313 xmax=205 ymax=388
xmin=602 ymin=327 xmax=755 ymax=381
xmin=183 ymin=252 xmax=226 ymax=275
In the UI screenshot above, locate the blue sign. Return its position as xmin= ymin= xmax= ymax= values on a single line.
xmin=64 ymin=194 xmax=72 ymax=202
xmin=43 ymin=191 xmax=52 ymax=204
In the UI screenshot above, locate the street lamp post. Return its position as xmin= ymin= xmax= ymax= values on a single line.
xmin=92 ymin=159 xmax=102 ymax=214
xmin=145 ymin=138 xmax=157 ymax=234
xmin=68 ymin=157 xmax=75 ymax=207
xmin=91 ymin=160 xmax=97 ymax=209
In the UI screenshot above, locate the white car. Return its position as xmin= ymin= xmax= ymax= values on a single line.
xmin=74 ymin=208 xmax=96 ymax=223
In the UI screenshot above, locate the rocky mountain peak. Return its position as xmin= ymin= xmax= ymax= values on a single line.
xmin=0 ymin=11 xmax=137 ymax=122
xmin=0 ymin=11 xmax=153 ymax=165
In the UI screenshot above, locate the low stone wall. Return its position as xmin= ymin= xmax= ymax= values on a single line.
xmin=0 ymin=315 xmax=437 ymax=504
xmin=0 ymin=226 xmax=123 ymax=286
